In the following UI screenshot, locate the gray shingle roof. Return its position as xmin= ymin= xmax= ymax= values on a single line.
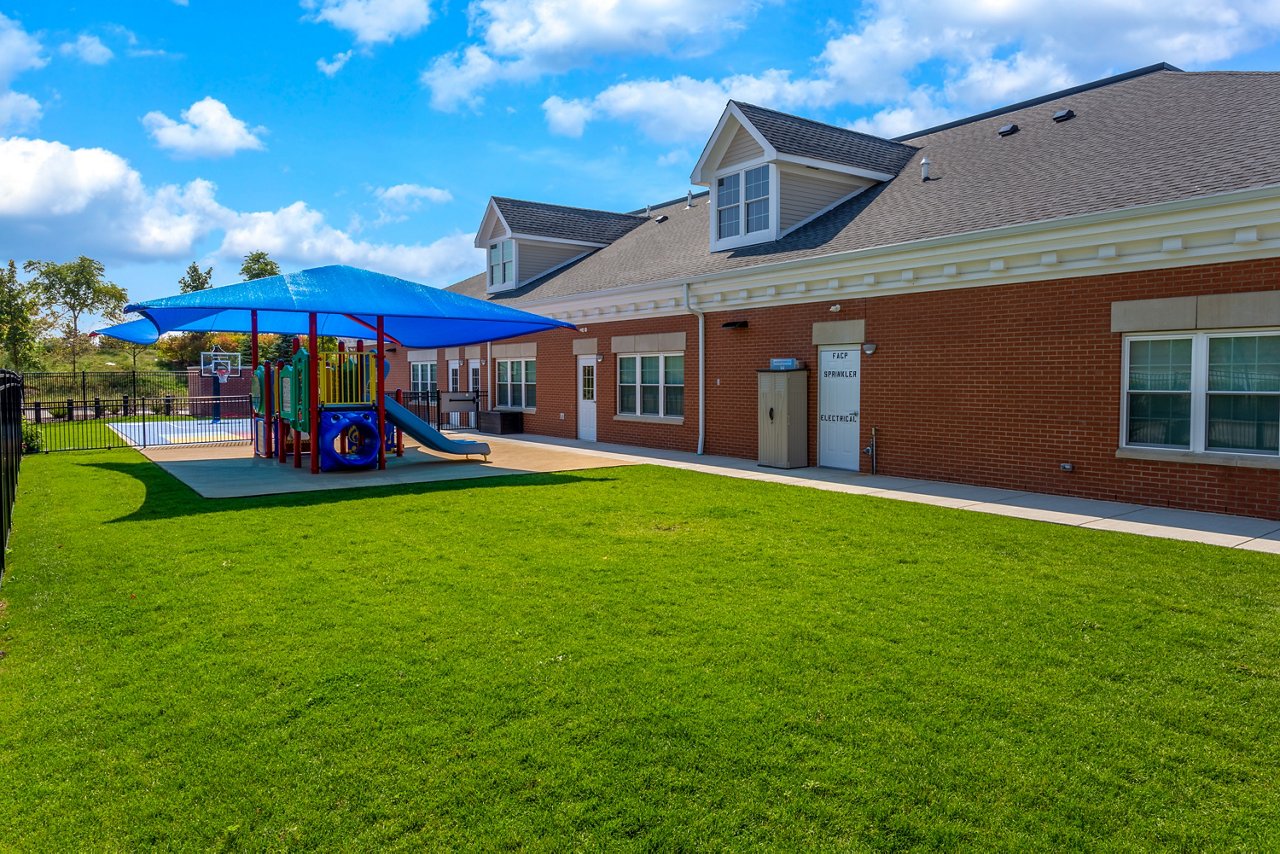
xmin=733 ymin=101 xmax=918 ymax=176
xmin=492 ymin=196 xmax=647 ymax=244
xmin=451 ymin=69 xmax=1280 ymax=307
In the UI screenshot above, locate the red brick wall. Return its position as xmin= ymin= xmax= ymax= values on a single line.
xmin=470 ymin=258 xmax=1280 ymax=518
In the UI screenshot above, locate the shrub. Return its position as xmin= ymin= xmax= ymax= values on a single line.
xmin=21 ymin=420 xmax=43 ymax=454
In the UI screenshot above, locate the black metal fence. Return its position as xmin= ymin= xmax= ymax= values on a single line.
xmin=21 ymin=370 xmax=190 ymax=404
xmin=1 ymin=370 xmax=21 ymax=579
xmin=402 ymin=390 xmax=487 ymax=430
xmin=23 ymin=394 xmax=253 ymax=452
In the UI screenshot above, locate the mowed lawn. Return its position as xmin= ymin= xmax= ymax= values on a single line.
xmin=2 ymin=451 xmax=1279 ymax=850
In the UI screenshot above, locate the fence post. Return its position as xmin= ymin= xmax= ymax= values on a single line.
xmin=33 ymin=401 xmax=41 ymax=423
xmin=122 ymin=394 xmax=130 ymax=417
xmin=94 ymin=396 xmax=103 ymax=419
xmin=164 ymin=395 xmax=173 ymax=417
xmin=65 ymin=397 xmax=74 ymax=421
xmin=81 ymin=370 xmax=87 ymax=412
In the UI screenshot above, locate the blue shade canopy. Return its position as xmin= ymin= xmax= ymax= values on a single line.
xmin=108 ymin=265 xmax=574 ymax=347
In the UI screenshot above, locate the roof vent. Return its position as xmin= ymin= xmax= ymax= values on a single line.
xmin=920 ymin=156 xmax=931 ymax=182
xmin=644 ymin=204 xmax=651 ymax=217
xmin=1052 ymin=108 xmax=1076 ymax=123
xmin=997 ymin=123 xmax=1019 ymax=137
xmin=655 ymin=215 xmax=668 ymax=224
xmin=685 ymin=191 xmax=693 ymax=208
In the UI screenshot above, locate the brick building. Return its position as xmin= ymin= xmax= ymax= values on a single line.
xmin=391 ymin=65 xmax=1280 ymax=518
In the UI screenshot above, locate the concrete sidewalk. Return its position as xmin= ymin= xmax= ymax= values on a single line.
xmin=477 ymin=432 xmax=1280 ymax=554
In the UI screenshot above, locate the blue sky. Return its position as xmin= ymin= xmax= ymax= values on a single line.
xmin=3 ymin=0 xmax=1280 ymax=306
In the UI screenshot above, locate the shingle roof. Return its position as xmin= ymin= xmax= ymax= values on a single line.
xmin=492 ymin=196 xmax=647 ymax=244
xmin=733 ymin=101 xmax=918 ymax=176
xmin=451 ymin=69 xmax=1280 ymax=307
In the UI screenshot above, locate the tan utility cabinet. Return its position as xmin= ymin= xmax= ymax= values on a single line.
xmin=757 ymin=369 xmax=808 ymax=468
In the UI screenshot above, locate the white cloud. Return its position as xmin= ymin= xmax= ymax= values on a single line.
xmin=59 ymin=34 xmax=114 ymax=65
xmin=317 ymin=50 xmax=353 ymax=76
xmin=143 ymin=97 xmax=266 ymax=158
xmin=544 ymin=0 xmax=1280 ymax=142
xmin=423 ymin=0 xmax=764 ymax=110
xmin=0 ymin=13 xmax=46 ymax=133
xmin=304 ymin=0 xmax=431 ymax=45
xmin=370 ymin=182 xmax=453 ymax=225
xmin=0 ymin=136 xmax=483 ymax=287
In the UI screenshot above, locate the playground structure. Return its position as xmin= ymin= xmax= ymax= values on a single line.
xmin=99 ymin=265 xmax=575 ymax=476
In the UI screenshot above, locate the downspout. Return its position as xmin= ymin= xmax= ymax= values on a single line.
xmin=684 ymin=282 xmax=706 ymax=455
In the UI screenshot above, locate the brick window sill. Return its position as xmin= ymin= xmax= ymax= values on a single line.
xmin=1116 ymin=446 xmax=1280 ymax=470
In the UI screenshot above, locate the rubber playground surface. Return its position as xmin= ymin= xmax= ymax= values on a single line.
xmin=141 ymin=432 xmax=637 ymax=498
xmin=107 ymin=417 xmax=255 ymax=446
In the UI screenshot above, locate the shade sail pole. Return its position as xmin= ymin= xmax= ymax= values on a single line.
xmin=309 ymin=312 xmax=320 ymax=475
xmin=250 ymin=310 xmax=259 ymax=368
xmin=377 ymin=315 xmax=387 ymax=471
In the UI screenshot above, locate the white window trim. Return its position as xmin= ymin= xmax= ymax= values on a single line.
xmin=1120 ymin=329 xmax=1280 ymax=458
xmin=617 ymin=353 xmax=685 ymax=420
xmin=709 ymin=161 xmax=779 ymax=252
xmin=487 ymin=239 xmax=518 ymax=292
xmin=495 ymin=358 xmax=536 ymax=411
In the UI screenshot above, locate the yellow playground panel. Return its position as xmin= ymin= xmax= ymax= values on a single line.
xmin=318 ymin=350 xmax=378 ymax=406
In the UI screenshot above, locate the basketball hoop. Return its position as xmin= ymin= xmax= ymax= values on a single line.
xmin=201 ymin=348 xmax=242 ymax=381
xmin=214 ymin=363 xmax=231 ymax=384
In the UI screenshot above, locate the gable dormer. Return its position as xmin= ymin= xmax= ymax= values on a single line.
xmin=475 ymin=197 xmax=647 ymax=294
xmin=691 ymin=101 xmax=917 ymax=251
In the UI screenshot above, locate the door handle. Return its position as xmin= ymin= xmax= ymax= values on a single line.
xmin=768 ymin=407 xmax=775 ymax=421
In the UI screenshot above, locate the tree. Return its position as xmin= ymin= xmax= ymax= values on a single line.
xmin=24 ymin=256 xmax=127 ymax=373
xmin=179 ymin=262 xmax=213 ymax=293
xmin=240 ymin=251 xmax=280 ymax=281
xmin=0 ymin=260 xmax=43 ymax=370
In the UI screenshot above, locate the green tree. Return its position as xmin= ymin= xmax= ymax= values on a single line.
xmin=24 ymin=256 xmax=127 ymax=373
xmin=0 ymin=260 xmax=43 ymax=370
xmin=239 ymin=251 xmax=281 ymax=281
xmin=179 ymin=262 xmax=213 ymax=293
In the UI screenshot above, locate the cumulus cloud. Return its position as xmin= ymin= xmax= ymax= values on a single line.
xmin=0 ymin=13 xmax=46 ymax=133
xmin=59 ymin=34 xmax=114 ymax=65
xmin=542 ymin=0 xmax=1280 ymax=141
xmin=423 ymin=0 xmax=763 ymax=110
xmin=303 ymin=0 xmax=432 ymax=45
xmin=143 ymin=97 xmax=266 ymax=158
xmin=317 ymin=50 xmax=354 ymax=76
xmin=0 ymin=136 xmax=483 ymax=286
xmin=370 ymin=183 xmax=453 ymax=225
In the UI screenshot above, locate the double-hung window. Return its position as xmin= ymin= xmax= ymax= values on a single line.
xmin=410 ymin=362 xmax=437 ymax=396
xmin=1123 ymin=332 xmax=1280 ymax=455
xmin=496 ymin=358 xmax=536 ymax=409
xmin=618 ymin=354 xmax=683 ymax=418
xmin=715 ymin=165 xmax=771 ymax=246
xmin=488 ymin=240 xmax=514 ymax=289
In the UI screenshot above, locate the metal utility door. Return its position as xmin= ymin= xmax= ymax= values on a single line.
xmin=577 ymin=355 xmax=597 ymax=441
xmin=818 ymin=346 xmax=860 ymax=470
xmin=468 ymin=359 xmax=481 ymax=427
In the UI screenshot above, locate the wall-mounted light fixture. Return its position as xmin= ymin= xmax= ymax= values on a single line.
xmin=596 ymin=354 xmax=605 ymax=363
xmin=829 ymin=304 xmax=841 ymax=313
xmin=862 ymin=343 xmax=878 ymax=356
xmin=721 ymin=320 xmax=749 ymax=330
xmin=480 ymin=359 xmax=487 ymax=367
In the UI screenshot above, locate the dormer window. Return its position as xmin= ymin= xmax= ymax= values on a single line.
xmin=488 ymin=240 xmax=514 ymax=289
xmin=717 ymin=165 xmax=771 ymax=239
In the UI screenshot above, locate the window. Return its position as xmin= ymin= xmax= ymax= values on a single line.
xmin=448 ymin=360 xmax=460 ymax=392
xmin=1123 ymin=332 xmax=1280 ymax=455
xmin=618 ymin=354 xmax=683 ymax=418
xmin=488 ymin=239 xmax=514 ymax=288
xmin=410 ymin=362 xmax=437 ymax=395
xmin=715 ymin=165 xmax=770 ymax=244
xmin=496 ymin=359 xmax=536 ymax=409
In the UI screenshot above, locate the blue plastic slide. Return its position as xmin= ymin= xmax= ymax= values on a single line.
xmin=383 ymin=395 xmax=491 ymax=458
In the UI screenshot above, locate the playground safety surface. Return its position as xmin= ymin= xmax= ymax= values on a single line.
xmin=141 ymin=433 xmax=637 ymax=499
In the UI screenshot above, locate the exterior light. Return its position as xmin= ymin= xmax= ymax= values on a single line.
xmin=862 ymin=343 xmax=878 ymax=356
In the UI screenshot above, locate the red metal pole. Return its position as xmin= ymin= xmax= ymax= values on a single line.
xmin=263 ymin=360 xmax=273 ymax=459
xmin=250 ymin=310 xmax=259 ymax=368
xmin=309 ymin=312 xmax=320 ymax=475
xmin=377 ymin=316 xmax=387 ymax=470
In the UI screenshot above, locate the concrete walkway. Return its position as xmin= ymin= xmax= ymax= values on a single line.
xmin=475 ymin=433 xmax=1280 ymax=554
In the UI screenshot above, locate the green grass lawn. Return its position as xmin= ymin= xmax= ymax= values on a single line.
xmin=2 ymin=451 xmax=1279 ymax=850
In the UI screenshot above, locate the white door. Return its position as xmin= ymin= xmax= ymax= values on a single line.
xmin=818 ymin=346 xmax=860 ymax=470
xmin=467 ymin=359 xmax=481 ymax=427
xmin=448 ymin=359 xmax=461 ymax=427
xmin=577 ymin=355 xmax=597 ymax=441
